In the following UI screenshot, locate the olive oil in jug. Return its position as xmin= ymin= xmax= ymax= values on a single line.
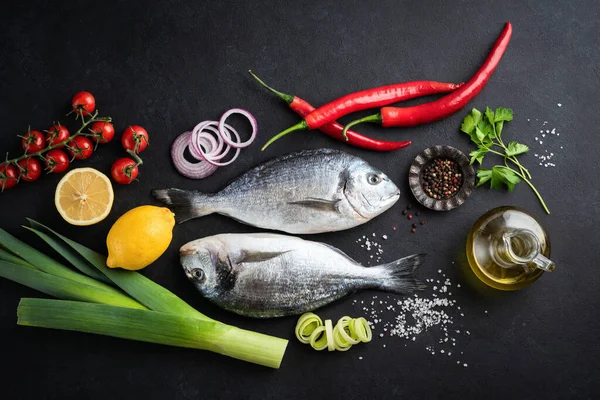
xmin=466 ymin=206 xmax=554 ymax=290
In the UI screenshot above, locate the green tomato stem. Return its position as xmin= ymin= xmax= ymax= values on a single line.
xmin=126 ymin=149 xmax=144 ymax=167
xmin=4 ymin=111 xmax=111 ymax=174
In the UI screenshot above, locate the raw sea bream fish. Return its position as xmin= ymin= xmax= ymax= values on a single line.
xmin=152 ymin=148 xmax=400 ymax=234
xmin=179 ymin=233 xmax=426 ymax=318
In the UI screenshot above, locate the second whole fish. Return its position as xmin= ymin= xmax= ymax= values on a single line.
xmin=152 ymin=148 xmax=400 ymax=234
xmin=180 ymin=233 xmax=425 ymax=318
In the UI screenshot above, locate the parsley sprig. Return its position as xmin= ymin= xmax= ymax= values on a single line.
xmin=461 ymin=107 xmax=550 ymax=214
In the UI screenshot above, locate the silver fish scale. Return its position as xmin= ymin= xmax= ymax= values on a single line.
xmin=213 ymin=149 xmax=356 ymax=232
xmin=153 ymin=148 xmax=400 ymax=234
xmin=180 ymin=234 xmax=423 ymax=318
xmin=225 ymin=250 xmax=372 ymax=317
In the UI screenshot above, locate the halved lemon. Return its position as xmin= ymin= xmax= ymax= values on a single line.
xmin=55 ymin=168 xmax=114 ymax=226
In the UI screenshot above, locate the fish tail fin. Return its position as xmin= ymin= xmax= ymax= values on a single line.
xmin=372 ymin=254 xmax=426 ymax=294
xmin=151 ymin=188 xmax=216 ymax=224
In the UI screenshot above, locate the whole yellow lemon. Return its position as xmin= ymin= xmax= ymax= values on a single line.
xmin=106 ymin=205 xmax=175 ymax=270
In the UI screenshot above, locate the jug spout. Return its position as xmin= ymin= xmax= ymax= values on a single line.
xmin=502 ymin=229 xmax=555 ymax=272
xmin=530 ymin=253 xmax=555 ymax=272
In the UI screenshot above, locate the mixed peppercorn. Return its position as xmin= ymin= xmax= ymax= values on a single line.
xmin=422 ymin=158 xmax=463 ymax=199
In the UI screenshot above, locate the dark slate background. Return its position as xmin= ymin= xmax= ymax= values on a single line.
xmin=0 ymin=1 xmax=598 ymax=399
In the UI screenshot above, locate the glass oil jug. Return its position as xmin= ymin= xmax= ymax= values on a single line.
xmin=466 ymin=206 xmax=554 ymax=290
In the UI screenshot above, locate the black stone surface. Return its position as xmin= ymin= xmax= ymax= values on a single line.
xmin=0 ymin=1 xmax=598 ymax=398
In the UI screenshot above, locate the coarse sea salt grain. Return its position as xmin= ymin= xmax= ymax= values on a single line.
xmin=530 ymin=117 xmax=563 ymax=168
xmin=353 ymin=268 xmax=471 ymax=367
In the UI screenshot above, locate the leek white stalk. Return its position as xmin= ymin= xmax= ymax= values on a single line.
xmin=18 ymin=298 xmax=287 ymax=369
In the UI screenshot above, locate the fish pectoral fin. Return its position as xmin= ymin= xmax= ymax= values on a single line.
xmin=239 ymin=251 xmax=290 ymax=264
xmin=288 ymin=197 xmax=341 ymax=212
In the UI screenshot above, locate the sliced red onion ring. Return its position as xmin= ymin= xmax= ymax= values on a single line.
xmin=189 ymin=122 xmax=224 ymax=161
xmin=191 ymin=121 xmax=241 ymax=166
xmin=171 ymin=131 xmax=218 ymax=179
xmin=188 ymin=122 xmax=220 ymax=160
xmin=218 ymin=108 xmax=257 ymax=148
xmin=172 ymin=108 xmax=257 ymax=179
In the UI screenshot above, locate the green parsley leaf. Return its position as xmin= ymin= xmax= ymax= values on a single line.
xmin=505 ymin=141 xmax=529 ymax=157
xmin=493 ymin=166 xmax=521 ymax=191
xmin=487 ymin=166 xmax=522 ymax=191
xmin=477 ymin=167 xmax=521 ymax=191
xmin=485 ymin=107 xmax=495 ymax=125
xmin=477 ymin=119 xmax=494 ymax=138
xmin=476 ymin=169 xmax=492 ymax=187
xmin=471 ymin=108 xmax=482 ymax=126
xmin=460 ymin=108 xmax=482 ymax=135
xmin=469 ymin=148 xmax=488 ymax=165
xmin=495 ymin=121 xmax=504 ymax=137
xmin=460 ymin=115 xmax=476 ymax=135
xmin=475 ymin=127 xmax=486 ymax=143
xmin=494 ymin=107 xmax=513 ymax=122
xmin=461 ymin=106 xmax=549 ymax=214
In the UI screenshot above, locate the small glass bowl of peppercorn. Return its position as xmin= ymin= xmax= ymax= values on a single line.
xmin=408 ymin=145 xmax=475 ymax=211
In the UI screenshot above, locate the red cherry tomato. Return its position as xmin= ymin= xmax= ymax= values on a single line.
xmin=21 ymin=130 xmax=46 ymax=153
xmin=111 ymin=157 xmax=139 ymax=184
xmin=0 ymin=163 xmax=18 ymax=190
xmin=90 ymin=121 xmax=115 ymax=144
xmin=121 ymin=126 xmax=149 ymax=153
xmin=72 ymin=91 xmax=96 ymax=116
xmin=67 ymin=136 xmax=94 ymax=160
xmin=46 ymin=124 xmax=70 ymax=147
xmin=45 ymin=149 xmax=70 ymax=173
xmin=17 ymin=158 xmax=42 ymax=182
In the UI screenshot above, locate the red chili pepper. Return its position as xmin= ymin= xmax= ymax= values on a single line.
xmin=249 ymin=71 xmax=411 ymax=151
xmin=342 ymin=22 xmax=512 ymax=135
xmin=261 ymin=78 xmax=462 ymax=150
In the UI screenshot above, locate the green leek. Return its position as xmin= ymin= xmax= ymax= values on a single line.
xmin=0 ymin=228 xmax=115 ymax=293
xmin=0 ymin=260 xmax=145 ymax=309
xmin=27 ymin=220 xmax=213 ymax=322
xmin=0 ymin=247 xmax=37 ymax=270
xmin=18 ymin=298 xmax=287 ymax=369
xmin=23 ymin=226 xmax=109 ymax=283
xmin=1 ymin=221 xmax=288 ymax=368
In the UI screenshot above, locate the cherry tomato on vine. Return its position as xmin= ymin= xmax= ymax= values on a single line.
xmin=121 ymin=126 xmax=149 ymax=153
xmin=45 ymin=149 xmax=70 ymax=173
xmin=21 ymin=130 xmax=46 ymax=153
xmin=90 ymin=121 xmax=115 ymax=144
xmin=0 ymin=163 xmax=18 ymax=190
xmin=17 ymin=158 xmax=42 ymax=182
xmin=67 ymin=136 xmax=94 ymax=160
xmin=111 ymin=157 xmax=139 ymax=184
xmin=46 ymin=124 xmax=70 ymax=147
xmin=72 ymin=91 xmax=95 ymax=116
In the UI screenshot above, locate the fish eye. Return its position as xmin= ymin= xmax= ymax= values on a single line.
xmin=191 ymin=268 xmax=205 ymax=281
xmin=367 ymin=174 xmax=382 ymax=185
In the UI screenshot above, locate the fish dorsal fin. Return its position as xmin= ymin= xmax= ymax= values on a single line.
xmin=239 ymin=251 xmax=290 ymax=264
xmin=317 ymin=242 xmax=359 ymax=264
xmin=288 ymin=197 xmax=341 ymax=212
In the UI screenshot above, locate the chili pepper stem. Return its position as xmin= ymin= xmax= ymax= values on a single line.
xmin=342 ymin=114 xmax=382 ymax=140
xmin=248 ymin=71 xmax=294 ymax=105
xmin=261 ymin=121 xmax=308 ymax=151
